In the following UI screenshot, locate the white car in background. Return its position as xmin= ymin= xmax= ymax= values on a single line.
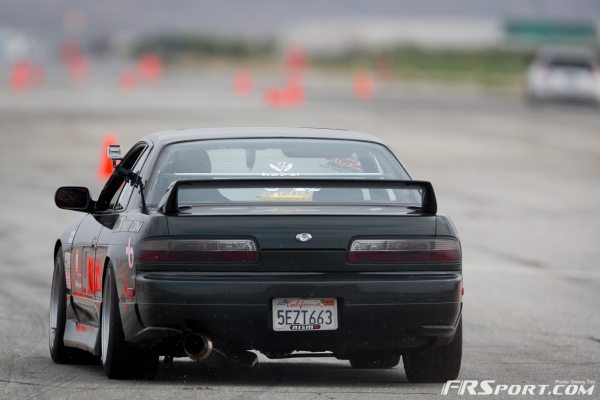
xmin=526 ymin=47 xmax=600 ymax=105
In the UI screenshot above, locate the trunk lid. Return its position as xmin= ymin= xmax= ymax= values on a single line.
xmin=166 ymin=213 xmax=436 ymax=250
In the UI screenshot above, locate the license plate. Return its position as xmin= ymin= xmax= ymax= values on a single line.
xmin=272 ymin=298 xmax=338 ymax=331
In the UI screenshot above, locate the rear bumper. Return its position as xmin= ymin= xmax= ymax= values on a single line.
xmin=126 ymin=271 xmax=462 ymax=354
xmin=529 ymin=81 xmax=600 ymax=101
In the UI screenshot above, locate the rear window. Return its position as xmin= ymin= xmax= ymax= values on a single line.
xmin=548 ymin=60 xmax=594 ymax=70
xmin=146 ymin=138 xmax=413 ymax=206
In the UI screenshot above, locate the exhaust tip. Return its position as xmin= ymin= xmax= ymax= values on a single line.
xmin=183 ymin=333 xmax=213 ymax=361
xmin=183 ymin=333 xmax=258 ymax=369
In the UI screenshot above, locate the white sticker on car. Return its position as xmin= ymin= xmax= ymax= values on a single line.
xmin=126 ymin=237 xmax=134 ymax=268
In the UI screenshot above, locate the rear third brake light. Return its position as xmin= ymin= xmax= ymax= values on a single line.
xmin=139 ymin=239 xmax=259 ymax=264
xmin=347 ymin=238 xmax=461 ymax=264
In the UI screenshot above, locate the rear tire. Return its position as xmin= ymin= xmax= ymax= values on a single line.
xmin=349 ymin=353 xmax=400 ymax=369
xmin=100 ymin=265 xmax=158 ymax=379
xmin=133 ymin=350 xmax=160 ymax=380
xmin=49 ymin=248 xmax=96 ymax=364
xmin=403 ymin=318 xmax=462 ymax=383
xmin=49 ymin=248 xmax=71 ymax=363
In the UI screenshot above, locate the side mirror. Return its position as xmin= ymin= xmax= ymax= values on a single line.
xmin=55 ymin=187 xmax=95 ymax=212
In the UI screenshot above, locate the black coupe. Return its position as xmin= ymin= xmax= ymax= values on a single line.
xmin=50 ymin=127 xmax=463 ymax=382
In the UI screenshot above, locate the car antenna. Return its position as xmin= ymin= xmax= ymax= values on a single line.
xmin=117 ymin=165 xmax=148 ymax=214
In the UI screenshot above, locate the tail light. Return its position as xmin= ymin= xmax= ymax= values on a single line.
xmin=347 ymin=237 xmax=461 ymax=264
xmin=139 ymin=239 xmax=259 ymax=263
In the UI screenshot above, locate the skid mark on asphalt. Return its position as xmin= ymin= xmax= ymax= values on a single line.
xmin=15 ymin=374 xmax=80 ymax=400
xmin=468 ymin=243 xmax=545 ymax=269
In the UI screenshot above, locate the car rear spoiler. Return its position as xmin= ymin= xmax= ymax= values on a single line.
xmin=157 ymin=179 xmax=437 ymax=215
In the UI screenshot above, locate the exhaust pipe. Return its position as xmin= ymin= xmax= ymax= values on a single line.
xmin=183 ymin=333 xmax=257 ymax=369
xmin=183 ymin=333 xmax=214 ymax=361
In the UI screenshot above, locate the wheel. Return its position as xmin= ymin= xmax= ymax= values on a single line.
xmin=349 ymin=353 xmax=400 ymax=369
xmin=101 ymin=265 xmax=158 ymax=379
xmin=49 ymin=248 xmax=71 ymax=363
xmin=100 ymin=265 xmax=129 ymax=378
xmin=403 ymin=318 xmax=462 ymax=383
xmin=49 ymin=247 xmax=97 ymax=364
xmin=132 ymin=350 xmax=160 ymax=380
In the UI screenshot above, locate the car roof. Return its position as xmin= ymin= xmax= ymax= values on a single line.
xmin=142 ymin=127 xmax=387 ymax=146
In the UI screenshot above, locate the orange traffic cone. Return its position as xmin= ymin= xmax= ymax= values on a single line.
xmin=264 ymin=78 xmax=305 ymax=109
xmin=265 ymin=87 xmax=284 ymax=108
xmin=284 ymin=47 xmax=307 ymax=78
xmin=10 ymin=60 xmax=32 ymax=93
xmin=233 ymin=69 xmax=253 ymax=96
xmin=98 ymin=133 xmax=117 ymax=180
xmin=354 ymin=71 xmax=374 ymax=100
xmin=284 ymin=78 xmax=304 ymax=107
xmin=137 ymin=54 xmax=163 ymax=82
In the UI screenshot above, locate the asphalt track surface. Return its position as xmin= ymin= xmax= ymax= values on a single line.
xmin=0 ymin=69 xmax=599 ymax=399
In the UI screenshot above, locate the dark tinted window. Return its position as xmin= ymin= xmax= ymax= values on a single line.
xmin=146 ymin=138 xmax=414 ymax=206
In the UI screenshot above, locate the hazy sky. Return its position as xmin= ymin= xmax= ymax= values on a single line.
xmin=1 ymin=0 xmax=599 ymax=40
